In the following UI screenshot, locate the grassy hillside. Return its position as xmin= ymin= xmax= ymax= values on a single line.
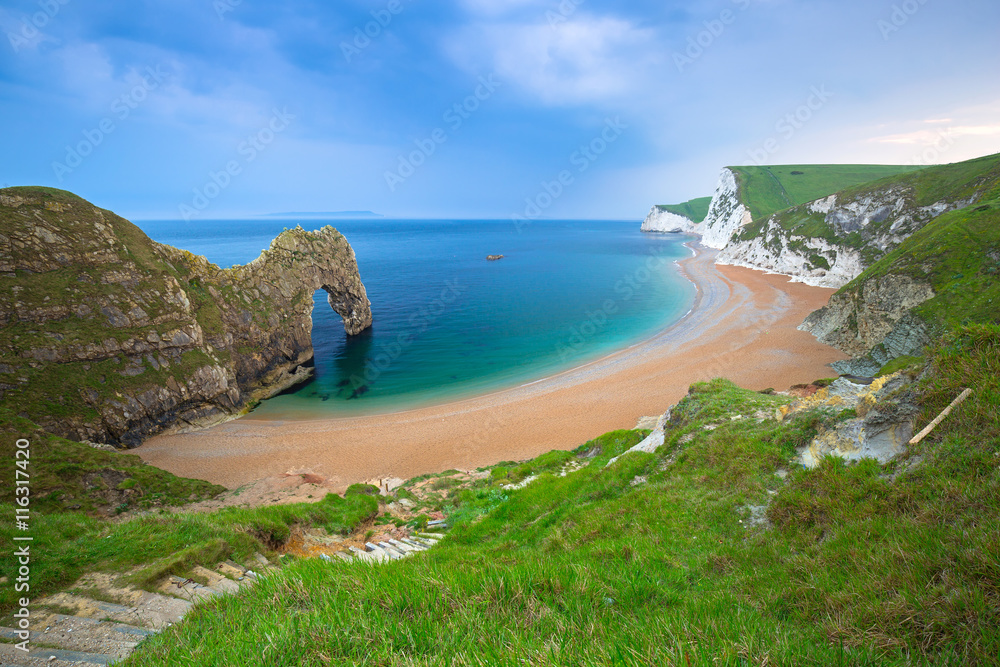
xmin=731 ymin=164 xmax=925 ymax=220
xmin=656 ymin=196 xmax=712 ymax=223
xmin=123 ymin=326 xmax=1000 ymax=666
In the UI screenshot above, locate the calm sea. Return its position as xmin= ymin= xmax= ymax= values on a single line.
xmin=135 ymin=218 xmax=695 ymax=417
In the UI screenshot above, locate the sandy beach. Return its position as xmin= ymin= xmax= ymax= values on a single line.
xmin=135 ymin=245 xmax=847 ymax=491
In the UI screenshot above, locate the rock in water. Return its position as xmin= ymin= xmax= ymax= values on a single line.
xmin=486 ymin=254 xmax=504 ymax=261
xmin=0 ymin=187 xmax=372 ymax=446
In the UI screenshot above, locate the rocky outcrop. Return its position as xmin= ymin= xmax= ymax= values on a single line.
xmin=0 ymin=187 xmax=372 ymax=446
xmin=640 ymin=206 xmax=700 ymax=234
xmin=780 ymin=372 xmax=920 ymax=467
xmin=799 ymin=274 xmax=935 ymax=374
xmin=700 ymin=168 xmax=753 ymax=249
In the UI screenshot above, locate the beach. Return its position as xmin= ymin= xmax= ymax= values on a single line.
xmin=135 ymin=245 xmax=847 ymax=491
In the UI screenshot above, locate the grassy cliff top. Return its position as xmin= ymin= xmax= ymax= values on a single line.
xmin=655 ymin=196 xmax=713 ymax=223
xmin=730 ymin=164 xmax=926 ymax=220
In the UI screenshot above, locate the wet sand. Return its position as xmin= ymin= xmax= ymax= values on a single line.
xmin=135 ymin=245 xmax=847 ymax=491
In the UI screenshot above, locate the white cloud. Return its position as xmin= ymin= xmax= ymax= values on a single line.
xmin=446 ymin=15 xmax=661 ymax=106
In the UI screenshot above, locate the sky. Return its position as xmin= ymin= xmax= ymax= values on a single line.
xmin=1 ymin=0 xmax=998 ymax=221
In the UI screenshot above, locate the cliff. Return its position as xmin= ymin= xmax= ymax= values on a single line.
xmin=0 ymin=187 xmax=372 ymax=446
xmin=797 ymin=160 xmax=1000 ymax=374
xmin=640 ymin=197 xmax=711 ymax=234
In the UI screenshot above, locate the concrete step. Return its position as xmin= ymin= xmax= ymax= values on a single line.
xmin=389 ymin=539 xmax=423 ymax=553
xmin=190 ymin=566 xmax=240 ymax=595
xmin=418 ymin=531 xmax=446 ymax=540
xmin=399 ymin=538 xmax=428 ymax=551
xmin=347 ymin=546 xmax=376 ymax=563
xmin=372 ymin=542 xmax=405 ymax=560
xmin=34 ymin=591 xmax=191 ymax=631
xmin=426 ymin=520 xmax=448 ymax=528
xmin=0 ymin=642 xmax=118 ymax=666
xmin=410 ymin=536 xmax=437 ymax=547
xmin=377 ymin=542 xmax=409 ymax=558
xmin=1 ymin=614 xmax=151 ymax=660
xmin=334 ymin=552 xmax=353 ymax=563
xmin=159 ymin=576 xmax=217 ymax=602
xmin=218 ymin=560 xmax=248 ymax=580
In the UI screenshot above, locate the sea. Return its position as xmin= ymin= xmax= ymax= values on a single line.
xmin=134 ymin=218 xmax=696 ymax=418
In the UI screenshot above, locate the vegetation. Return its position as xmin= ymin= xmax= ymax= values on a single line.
xmin=0 ymin=408 xmax=224 ymax=515
xmin=656 ymin=196 xmax=713 ymax=223
xmin=730 ymin=164 xmax=924 ymax=220
xmin=118 ymin=327 xmax=999 ymax=666
xmin=838 ymin=179 xmax=1000 ymax=333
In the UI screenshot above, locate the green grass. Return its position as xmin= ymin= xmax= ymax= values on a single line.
xmin=656 ymin=196 xmax=713 ymax=223
xmin=0 ymin=409 xmax=224 ymax=515
xmin=730 ymin=164 xmax=925 ymax=220
xmin=119 ymin=329 xmax=1000 ymax=665
xmin=0 ymin=492 xmax=377 ymax=612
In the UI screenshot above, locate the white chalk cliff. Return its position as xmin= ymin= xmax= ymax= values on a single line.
xmin=640 ymin=206 xmax=701 ymax=233
xmin=699 ymin=168 xmax=753 ymax=249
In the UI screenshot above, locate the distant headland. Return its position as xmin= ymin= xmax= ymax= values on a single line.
xmin=261 ymin=211 xmax=384 ymax=218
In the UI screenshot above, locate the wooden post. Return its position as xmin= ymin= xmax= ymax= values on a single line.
xmin=909 ymin=388 xmax=973 ymax=445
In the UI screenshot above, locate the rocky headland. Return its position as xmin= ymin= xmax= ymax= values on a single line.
xmin=0 ymin=186 xmax=372 ymax=446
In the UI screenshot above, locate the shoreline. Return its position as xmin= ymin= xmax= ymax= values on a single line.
xmin=135 ymin=244 xmax=847 ymax=491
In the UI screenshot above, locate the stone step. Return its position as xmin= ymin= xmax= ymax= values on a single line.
xmin=0 ymin=642 xmax=118 ymax=666
xmin=418 ymin=531 xmax=446 ymax=540
xmin=334 ymin=552 xmax=353 ymax=563
xmin=426 ymin=519 xmax=448 ymax=528
xmin=347 ymin=546 xmax=376 ymax=563
xmin=377 ymin=542 xmax=409 ymax=558
xmin=365 ymin=543 xmax=401 ymax=561
xmin=390 ymin=539 xmax=424 ymax=553
xmin=1 ymin=614 xmax=148 ymax=660
xmin=374 ymin=542 xmax=406 ymax=559
xmin=399 ymin=538 xmax=428 ymax=551
xmin=251 ymin=552 xmax=271 ymax=568
xmin=190 ymin=565 xmax=241 ymax=595
xmin=160 ymin=576 xmax=218 ymax=602
xmin=34 ymin=591 xmax=191 ymax=631
xmin=410 ymin=536 xmax=438 ymax=547
xmin=218 ymin=560 xmax=248 ymax=579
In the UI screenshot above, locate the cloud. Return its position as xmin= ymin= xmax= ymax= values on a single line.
xmin=446 ymin=14 xmax=661 ymax=106
xmin=870 ymin=125 xmax=1000 ymax=145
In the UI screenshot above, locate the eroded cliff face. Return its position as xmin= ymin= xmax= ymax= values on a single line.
xmin=717 ymin=186 xmax=974 ymax=289
xmin=0 ymin=187 xmax=372 ymax=446
xmin=700 ymin=168 xmax=753 ymax=250
xmin=798 ymin=274 xmax=935 ymax=375
xmin=640 ymin=206 xmax=701 ymax=234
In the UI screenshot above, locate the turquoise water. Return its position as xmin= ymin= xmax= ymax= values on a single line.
xmin=136 ymin=219 xmax=695 ymax=417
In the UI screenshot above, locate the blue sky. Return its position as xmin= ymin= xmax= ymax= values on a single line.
xmin=1 ymin=0 xmax=998 ymax=220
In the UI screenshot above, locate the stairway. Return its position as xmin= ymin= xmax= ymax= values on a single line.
xmin=0 ymin=552 xmax=277 ymax=666
xmin=322 ymin=526 xmax=447 ymax=564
